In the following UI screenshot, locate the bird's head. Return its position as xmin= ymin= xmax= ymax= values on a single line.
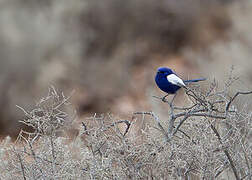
xmin=156 ymin=67 xmax=174 ymax=78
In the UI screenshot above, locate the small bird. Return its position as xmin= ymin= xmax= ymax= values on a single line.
xmin=155 ymin=67 xmax=206 ymax=100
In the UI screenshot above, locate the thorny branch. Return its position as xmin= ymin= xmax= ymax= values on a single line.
xmin=226 ymin=91 xmax=252 ymax=112
xmin=210 ymin=124 xmax=240 ymax=180
xmin=134 ymin=112 xmax=169 ymax=141
xmin=82 ymin=119 xmax=131 ymax=137
xmin=10 ymin=81 xmax=251 ymax=179
xmin=137 ymin=81 xmax=252 ymax=180
xmin=16 ymin=150 xmax=26 ymax=180
xmin=134 ymin=111 xmax=196 ymax=144
xmin=14 ymin=86 xmax=72 ymax=178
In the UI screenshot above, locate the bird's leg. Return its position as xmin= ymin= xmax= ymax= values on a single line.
xmin=170 ymin=93 xmax=177 ymax=106
xmin=169 ymin=93 xmax=177 ymax=120
xmin=162 ymin=94 xmax=169 ymax=102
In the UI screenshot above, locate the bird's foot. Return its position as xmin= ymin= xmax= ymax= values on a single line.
xmin=161 ymin=96 xmax=167 ymax=102
xmin=161 ymin=94 xmax=169 ymax=102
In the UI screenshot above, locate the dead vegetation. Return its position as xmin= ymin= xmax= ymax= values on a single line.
xmin=0 ymin=72 xmax=251 ymax=179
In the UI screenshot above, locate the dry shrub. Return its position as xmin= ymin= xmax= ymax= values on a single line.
xmin=0 ymin=72 xmax=251 ymax=179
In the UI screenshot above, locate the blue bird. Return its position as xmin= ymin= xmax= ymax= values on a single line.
xmin=155 ymin=67 xmax=206 ymax=101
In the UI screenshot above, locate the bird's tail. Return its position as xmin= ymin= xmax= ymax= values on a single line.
xmin=184 ymin=78 xmax=206 ymax=84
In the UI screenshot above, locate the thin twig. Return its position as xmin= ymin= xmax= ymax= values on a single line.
xmin=240 ymin=141 xmax=251 ymax=180
xmin=110 ymin=120 xmax=131 ymax=136
xmin=53 ymin=90 xmax=74 ymax=110
xmin=226 ymin=91 xmax=252 ymax=112
xmin=16 ymin=151 xmax=26 ymax=180
xmin=210 ymin=124 xmax=240 ymax=180
xmin=21 ymin=150 xmax=61 ymax=166
xmin=241 ymin=173 xmax=252 ymax=180
xmin=176 ymin=128 xmax=197 ymax=144
xmin=50 ymin=135 xmax=56 ymax=178
xmin=172 ymin=115 xmax=190 ymax=136
xmin=134 ymin=112 xmax=169 ymax=141
xmin=82 ymin=122 xmax=89 ymax=135
xmin=215 ymin=162 xmax=229 ymax=178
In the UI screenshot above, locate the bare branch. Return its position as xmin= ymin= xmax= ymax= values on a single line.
xmin=16 ymin=151 xmax=26 ymax=180
xmin=240 ymin=141 xmax=251 ymax=180
xmin=110 ymin=120 xmax=131 ymax=136
xmin=226 ymin=91 xmax=252 ymax=112
xmin=82 ymin=122 xmax=89 ymax=135
xmin=134 ymin=112 xmax=169 ymax=141
xmin=210 ymin=124 xmax=240 ymax=180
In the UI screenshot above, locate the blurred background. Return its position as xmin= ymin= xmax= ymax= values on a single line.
xmin=0 ymin=0 xmax=252 ymax=137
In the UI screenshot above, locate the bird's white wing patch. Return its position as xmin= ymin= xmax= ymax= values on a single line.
xmin=167 ymin=74 xmax=186 ymax=87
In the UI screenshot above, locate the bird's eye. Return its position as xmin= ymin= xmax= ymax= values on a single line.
xmin=159 ymin=71 xmax=164 ymax=74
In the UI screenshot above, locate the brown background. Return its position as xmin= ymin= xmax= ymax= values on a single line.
xmin=0 ymin=0 xmax=251 ymax=137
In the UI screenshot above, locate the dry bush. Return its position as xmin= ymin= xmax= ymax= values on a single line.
xmin=0 ymin=75 xmax=251 ymax=179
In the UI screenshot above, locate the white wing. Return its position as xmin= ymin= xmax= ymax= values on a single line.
xmin=167 ymin=74 xmax=186 ymax=87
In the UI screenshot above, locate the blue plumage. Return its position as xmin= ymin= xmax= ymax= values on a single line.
xmin=155 ymin=67 xmax=206 ymax=94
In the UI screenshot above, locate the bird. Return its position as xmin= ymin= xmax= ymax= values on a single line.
xmin=155 ymin=67 xmax=206 ymax=101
